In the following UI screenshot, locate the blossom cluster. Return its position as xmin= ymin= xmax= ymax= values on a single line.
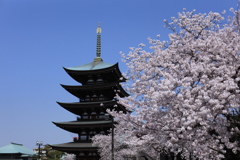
xmin=94 ymin=8 xmax=240 ymax=160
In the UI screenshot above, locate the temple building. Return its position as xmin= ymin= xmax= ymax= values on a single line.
xmin=0 ymin=143 xmax=35 ymax=160
xmin=50 ymin=24 xmax=128 ymax=160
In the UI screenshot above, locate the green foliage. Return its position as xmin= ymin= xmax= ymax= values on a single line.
xmin=40 ymin=145 xmax=64 ymax=160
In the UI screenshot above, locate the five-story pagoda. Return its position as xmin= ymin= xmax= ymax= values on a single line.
xmin=50 ymin=24 xmax=128 ymax=160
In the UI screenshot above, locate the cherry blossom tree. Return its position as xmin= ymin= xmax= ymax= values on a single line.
xmin=107 ymin=8 xmax=240 ymax=160
xmin=92 ymin=120 xmax=138 ymax=160
xmin=92 ymin=120 xmax=157 ymax=160
xmin=62 ymin=153 xmax=76 ymax=160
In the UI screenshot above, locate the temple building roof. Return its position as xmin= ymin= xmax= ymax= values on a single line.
xmin=0 ymin=143 xmax=35 ymax=155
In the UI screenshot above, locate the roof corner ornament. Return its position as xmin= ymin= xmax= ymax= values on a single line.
xmin=94 ymin=22 xmax=103 ymax=62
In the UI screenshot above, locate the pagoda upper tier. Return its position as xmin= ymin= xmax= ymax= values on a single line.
xmin=61 ymin=82 xmax=128 ymax=101
xmin=52 ymin=120 xmax=112 ymax=134
xmin=63 ymin=61 xmax=126 ymax=85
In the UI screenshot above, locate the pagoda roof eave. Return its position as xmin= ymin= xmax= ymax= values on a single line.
xmin=52 ymin=120 xmax=112 ymax=126
xmin=49 ymin=142 xmax=98 ymax=151
xmin=52 ymin=120 xmax=113 ymax=133
xmin=56 ymin=101 xmax=128 ymax=115
xmin=61 ymin=81 xmax=121 ymax=89
xmin=57 ymin=100 xmax=117 ymax=108
xmin=64 ymin=62 xmax=127 ymax=83
xmin=63 ymin=61 xmax=115 ymax=72
xmin=61 ymin=82 xmax=129 ymax=97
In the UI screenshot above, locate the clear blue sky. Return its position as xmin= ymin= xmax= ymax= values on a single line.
xmin=0 ymin=0 xmax=238 ymax=149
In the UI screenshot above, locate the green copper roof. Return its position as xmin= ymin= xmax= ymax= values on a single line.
xmin=0 ymin=143 xmax=35 ymax=155
xmin=65 ymin=61 xmax=114 ymax=71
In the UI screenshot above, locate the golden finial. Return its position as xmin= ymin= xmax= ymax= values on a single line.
xmin=94 ymin=22 xmax=103 ymax=62
xmin=96 ymin=22 xmax=102 ymax=34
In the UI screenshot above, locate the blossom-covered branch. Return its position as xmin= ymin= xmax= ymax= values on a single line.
xmin=109 ymin=8 xmax=240 ymax=160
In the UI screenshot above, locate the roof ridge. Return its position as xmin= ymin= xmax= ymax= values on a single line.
xmin=11 ymin=142 xmax=23 ymax=146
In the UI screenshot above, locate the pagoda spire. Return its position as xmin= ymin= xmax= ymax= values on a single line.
xmin=94 ymin=22 xmax=103 ymax=62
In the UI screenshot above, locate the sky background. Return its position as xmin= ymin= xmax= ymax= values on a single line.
xmin=0 ymin=0 xmax=238 ymax=150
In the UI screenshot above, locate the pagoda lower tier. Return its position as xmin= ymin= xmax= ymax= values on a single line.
xmin=51 ymin=120 xmax=113 ymax=159
xmin=50 ymin=142 xmax=100 ymax=160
